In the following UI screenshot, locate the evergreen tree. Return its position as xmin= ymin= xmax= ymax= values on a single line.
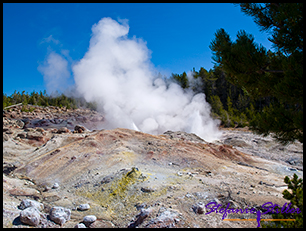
xmin=210 ymin=95 xmax=231 ymax=127
xmin=213 ymin=66 xmax=228 ymax=106
xmin=261 ymin=173 xmax=303 ymax=228
xmin=170 ymin=72 xmax=189 ymax=89
xmin=3 ymin=90 xmax=99 ymax=111
xmin=3 ymin=93 xmax=9 ymax=108
xmin=210 ymin=95 xmax=224 ymax=116
xmin=209 ymin=3 xmax=303 ymax=144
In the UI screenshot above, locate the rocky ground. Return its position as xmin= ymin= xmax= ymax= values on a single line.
xmin=3 ymin=105 xmax=303 ymax=228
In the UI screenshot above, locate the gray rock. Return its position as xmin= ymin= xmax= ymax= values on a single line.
xmin=78 ymin=203 xmax=90 ymax=211
xmin=16 ymin=119 xmax=25 ymax=128
xmin=20 ymin=207 xmax=40 ymax=226
xmin=128 ymin=208 xmax=152 ymax=228
xmin=52 ymin=182 xmax=60 ymax=189
xmin=146 ymin=208 xmax=180 ymax=228
xmin=83 ymin=215 xmax=97 ymax=222
xmin=74 ymin=223 xmax=87 ymax=228
xmin=141 ymin=186 xmax=155 ymax=193
xmin=49 ymin=206 xmax=71 ymax=225
xmin=57 ymin=127 xmax=70 ymax=134
xmin=83 ymin=215 xmax=97 ymax=224
xmin=18 ymin=199 xmax=44 ymax=211
xmin=192 ymin=202 xmax=206 ymax=214
xmin=3 ymin=133 xmax=9 ymax=142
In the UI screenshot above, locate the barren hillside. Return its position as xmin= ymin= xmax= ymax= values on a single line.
xmin=3 ymin=105 xmax=303 ymax=228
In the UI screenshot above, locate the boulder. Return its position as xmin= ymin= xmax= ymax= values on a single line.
xmin=141 ymin=186 xmax=155 ymax=193
xmin=52 ymin=182 xmax=60 ymax=189
xmin=74 ymin=125 xmax=87 ymax=133
xmin=3 ymin=133 xmax=9 ymax=142
xmin=49 ymin=206 xmax=71 ymax=226
xmin=15 ymin=119 xmax=25 ymax=128
xmin=128 ymin=208 xmax=152 ymax=228
xmin=57 ymin=127 xmax=70 ymax=134
xmin=18 ymin=199 xmax=44 ymax=211
xmin=78 ymin=203 xmax=90 ymax=211
xmin=192 ymin=202 xmax=206 ymax=214
xmin=19 ymin=207 xmax=40 ymax=226
xmin=74 ymin=223 xmax=87 ymax=228
xmin=145 ymin=208 xmax=181 ymax=228
xmin=83 ymin=215 xmax=97 ymax=227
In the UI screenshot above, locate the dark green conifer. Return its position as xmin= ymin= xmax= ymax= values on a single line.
xmin=209 ymin=3 xmax=303 ymax=144
xmin=261 ymin=173 xmax=303 ymax=228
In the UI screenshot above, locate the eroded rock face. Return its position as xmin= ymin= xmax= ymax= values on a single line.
xmin=3 ymin=105 xmax=303 ymax=228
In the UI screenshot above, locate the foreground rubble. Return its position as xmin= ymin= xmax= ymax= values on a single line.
xmin=3 ymin=105 xmax=303 ymax=228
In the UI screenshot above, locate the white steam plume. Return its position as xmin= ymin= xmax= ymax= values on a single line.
xmin=38 ymin=51 xmax=70 ymax=94
xmin=41 ymin=17 xmax=221 ymax=142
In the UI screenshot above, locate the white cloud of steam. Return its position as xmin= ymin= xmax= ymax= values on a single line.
xmin=187 ymin=71 xmax=205 ymax=93
xmin=70 ymin=17 xmax=221 ymax=142
xmin=38 ymin=17 xmax=221 ymax=141
xmin=38 ymin=51 xmax=70 ymax=94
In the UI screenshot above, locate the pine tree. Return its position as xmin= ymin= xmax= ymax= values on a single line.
xmin=209 ymin=3 xmax=303 ymax=144
xmin=261 ymin=173 xmax=303 ymax=228
xmin=3 ymin=93 xmax=9 ymax=108
xmin=210 ymin=95 xmax=224 ymax=116
xmin=170 ymin=72 xmax=189 ymax=89
xmin=210 ymin=95 xmax=231 ymax=127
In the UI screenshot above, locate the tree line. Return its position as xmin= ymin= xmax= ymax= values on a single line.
xmin=208 ymin=3 xmax=302 ymax=145
xmin=171 ymin=66 xmax=262 ymax=129
xmin=3 ymin=90 xmax=98 ymax=111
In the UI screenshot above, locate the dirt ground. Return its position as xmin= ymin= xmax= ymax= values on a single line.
xmin=3 ymin=105 xmax=303 ymax=228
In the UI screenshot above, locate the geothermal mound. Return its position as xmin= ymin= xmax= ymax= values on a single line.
xmin=3 ymin=105 xmax=303 ymax=228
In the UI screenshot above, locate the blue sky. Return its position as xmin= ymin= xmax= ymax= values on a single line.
xmin=3 ymin=3 xmax=273 ymax=96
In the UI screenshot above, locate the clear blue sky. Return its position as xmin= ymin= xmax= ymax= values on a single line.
xmin=3 ymin=3 xmax=273 ymax=96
